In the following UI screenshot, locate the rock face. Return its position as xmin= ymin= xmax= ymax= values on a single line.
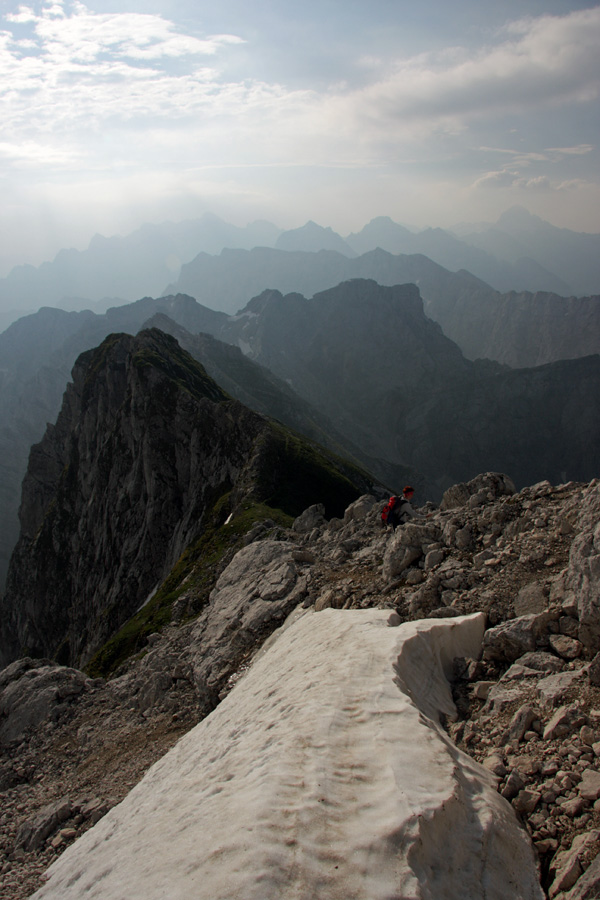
xmin=423 ymin=289 xmax=600 ymax=369
xmin=0 ymin=328 xmax=375 ymax=668
xmin=565 ymin=481 xmax=600 ymax=651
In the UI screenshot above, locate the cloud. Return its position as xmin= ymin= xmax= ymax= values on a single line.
xmin=0 ymin=0 xmax=248 ymax=142
xmin=338 ymin=6 xmax=600 ymax=141
xmin=545 ymin=144 xmax=594 ymax=156
xmin=473 ymin=170 xmax=594 ymax=193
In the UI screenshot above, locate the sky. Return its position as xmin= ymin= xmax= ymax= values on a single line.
xmin=1 ymin=0 xmax=599 ymax=276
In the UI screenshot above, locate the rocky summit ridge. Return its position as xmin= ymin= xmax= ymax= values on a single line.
xmin=0 ymin=327 xmax=377 ymax=670
xmin=1 ymin=472 xmax=600 ymax=898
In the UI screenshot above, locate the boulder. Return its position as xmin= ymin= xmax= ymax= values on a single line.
xmin=514 ymin=582 xmax=549 ymax=616
xmin=343 ymin=494 xmax=377 ymax=524
xmin=588 ymin=652 xmax=600 ymax=686
xmin=578 ymin=769 xmax=600 ymax=802
xmin=440 ymin=472 xmax=515 ymax=510
xmin=508 ymin=705 xmax=539 ymax=744
xmin=483 ymin=616 xmax=538 ymax=663
xmin=562 ymin=849 xmax=600 ymax=899
xmin=566 ymin=482 xmax=600 ymax=651
xmin=188 ymin=540 xmax=306 ymax=709
xmin=548 ymin=830 xmax=600 ymax=898
xmin=543 ymin=704 xmax=586 ymax=740
xmin=517 ymin=651 xmax=564 ymax=673
xmin=0 ymin=661 xmax=92 ymax=746
xmin=293 ymin=504 xmax=326 ymax=534
xmin=382 ymin=523 xmax=436 ymax=581
xmin=548 ymin=633 xmax=582 ymax=660
xmin=537 ymin=671 xmax=585 ymax=707
xmin=16 ymin=798 xmax=72 ymax=851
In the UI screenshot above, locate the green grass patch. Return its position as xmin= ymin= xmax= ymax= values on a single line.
xmin=252 ymin=422 xmax=372 ymax=519
xmin=84 ymin=497 xmax=292 ymax=680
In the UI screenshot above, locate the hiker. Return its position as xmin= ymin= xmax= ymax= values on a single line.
xmin=382 ymin=486 xmax=418 ymax=530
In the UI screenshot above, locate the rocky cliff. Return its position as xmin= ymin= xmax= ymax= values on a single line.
xmin=0 ymin=328 xmax=377 ymax=669
xmin=0 ymin=295 xmax=373 ymax=591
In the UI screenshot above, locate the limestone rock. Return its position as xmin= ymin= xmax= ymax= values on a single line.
xmin=543 ymin=704 xmax=586 ymax=740
xmin=440 ymin=472 xmax=515 ymax=510
xmin=548 ymin=633 xmax=582 ymax=660
xmin=188 ymin=540 xmax=306 ymax=710
xmin=483 ymin=616 xmax=537 ymax=663
xmin=588 ymin=652 xmax=600 ymax=686
xmin=509 ymin=705 xmax=539 ymax=744
xmin=382 ymin=522 xmax=439 ymax=581
xmin=562 ymin=849 xmax=600 ymax=899
xmin=343 ymin=494 xmax=377 ymax=523
xmin=0 ymin=661 xmax=92 ymax=747
xmin=293 ymin=504 xmax=326 ymax=533
xmin=537 ymin=671 xmax=584 ymax=707
xmin=518 ymin=651 xmax=564 ymax=673
xmin=16 ymin=799 xmax=72 ymax=851
xmin=566 ymin=481 xmax=600 ymax=651
xmin=578 ymin=769 xmax=600 ymax=802
xmin=549 ymin=830 xmax=600 ymax=898
xmin=514 ymin=582 xmax=549 ymax=616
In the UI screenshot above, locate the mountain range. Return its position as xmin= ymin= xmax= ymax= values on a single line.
xmin=0 ymin=280 xmax=598 ymax=593
xmin=1 ymin=207 xmax=598 ymax=333
xmin=166 ymin=245 xmax=600 ymax=368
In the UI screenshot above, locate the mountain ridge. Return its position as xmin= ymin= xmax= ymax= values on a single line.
xmin=0 ymin=327 xmax=378 ymax=668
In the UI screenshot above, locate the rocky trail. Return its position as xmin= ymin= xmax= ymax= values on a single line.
xmin=1 ymin=472 xmax=600 ymax=899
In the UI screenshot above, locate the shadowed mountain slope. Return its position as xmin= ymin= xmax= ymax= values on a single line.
xmin=216 ymin=280 xmax=600 ymax=494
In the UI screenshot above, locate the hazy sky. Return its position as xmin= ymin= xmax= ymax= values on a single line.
xmin=1 ymin=0 xmax=599 ymax=275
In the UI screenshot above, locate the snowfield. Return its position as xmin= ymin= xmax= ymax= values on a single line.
xmin=30 ymin=609 xmax=543 ymax=900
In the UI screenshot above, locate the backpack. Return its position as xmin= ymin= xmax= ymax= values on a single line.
xmin=381 ymin=495 xmax=399 ymax=525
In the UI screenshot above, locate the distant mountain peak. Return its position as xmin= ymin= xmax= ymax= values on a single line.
xmin=496 ymin=206 xmax=545 ymax=228
xmin=275 ymin=222 xmax=355 ymax=256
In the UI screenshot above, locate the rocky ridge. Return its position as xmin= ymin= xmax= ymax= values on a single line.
xmin=0 ymin=327 xmax=376 ymax=669
xmin=1 ymin=472 xmax=600 ymax=898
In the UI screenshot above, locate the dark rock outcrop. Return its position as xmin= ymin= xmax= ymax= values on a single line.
xmin=0 ymin=295 xmax=382 ymax=590
xmin=0 ymin=328 xmax=376 ymax=668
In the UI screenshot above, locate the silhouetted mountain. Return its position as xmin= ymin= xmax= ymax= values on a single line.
xmin=345 ymin=218 xmax=570 ymax=294
xmin=166 ymin=245 xmax=600 ymax=366
xmin=216 ymin=280 xmax=600 ymax=493
xmin=0 ymin=214 xmax=281 ymax=325
xmin=455 ymin=206 xmax=600 ymax=296
xmin=345 ymin=216 xmax=414 ymax=254
xmin=166 ymin=245 xmax=498 ymax=315
xmin=275 ymin=221 xmax=355 ymax=256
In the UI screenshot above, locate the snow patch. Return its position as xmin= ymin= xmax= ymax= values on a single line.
xmin=31 ymin=610 xmax=543 ymax=900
